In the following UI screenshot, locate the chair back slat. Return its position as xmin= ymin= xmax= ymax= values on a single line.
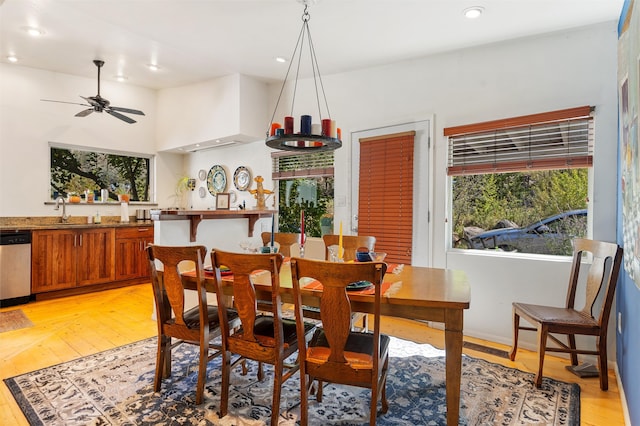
xmin=261 ymin=232 xmax=301 ymax=257
xmin=322 ymin=235 xmax=375 ymax=261
xmin=569 ymin=238 xmax=623 ymax=322
xmin=291 ymin=258 xmax=386 ymax=366
xmin=211 ymin=249 xmax=284 ymax=346
xmin=147 ymin=245 xmax=207 ymax=327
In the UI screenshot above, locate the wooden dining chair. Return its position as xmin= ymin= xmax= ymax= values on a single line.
xmin=146 ymin=244 xmax=239 ymax=404
xmin=322 ymin=234 xmax=376 ymax=261
xmin=261 ymin=232 xmax=301 ymax=257
xmin=290 ymin=257 xmax=389 ymax=426
xmin=509 ymin=238 xmax=623 ymax=390
xmin=210 ymin=249 xmax=316 ymax=424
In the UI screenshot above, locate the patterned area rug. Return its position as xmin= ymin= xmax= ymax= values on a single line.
xmin=0 ymin=309 xmax=33 ymax=333
xmin=4 ymin=337 xmax=579 ymax=425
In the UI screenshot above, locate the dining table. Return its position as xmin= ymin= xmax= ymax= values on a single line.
xmin=182 ymin=260 xmax=470 ymax=426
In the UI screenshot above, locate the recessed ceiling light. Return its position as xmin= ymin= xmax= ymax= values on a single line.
xmin=22 ymin=26 xmax=44 ymax=37
xmin=114 ymin=75 xmax=128 ymax=82
xmin=147 ymin=63 xmax=160 ymax=71
xmin=463 ymin=7 xmax=484 ymax=19
xmin=7 ymin=55 xmax=18 ymax=63
xmin=275 ymin=57 xmax=287 ymax=63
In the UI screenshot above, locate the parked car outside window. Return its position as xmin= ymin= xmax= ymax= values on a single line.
xmin=459 ymin=209 xmax=587 ymax=255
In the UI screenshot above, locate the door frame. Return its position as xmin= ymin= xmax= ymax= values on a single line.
xmin=350 ymin=118 xmax=433 ymax=266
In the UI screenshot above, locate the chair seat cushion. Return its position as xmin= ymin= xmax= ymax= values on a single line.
xmin=514 ymin=302 xmax=598 ymax=328
xmin=253 ymin=316 xmax=315 ymax=348
xmin=179 ymin=305 xmax=238 ymax=329
xmin=307 ymin=328 xmax=390 ymax=368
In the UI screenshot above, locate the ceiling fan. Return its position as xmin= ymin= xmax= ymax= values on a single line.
xmin=42 ymin=60 xmax=145 ymax=124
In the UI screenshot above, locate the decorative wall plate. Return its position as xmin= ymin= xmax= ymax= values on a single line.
xmin=198 ymin=169 xmax=207 ymax=181
xmin=199 ymin=187 xmax=206 ymax=198
xmin=233 ymin=166 xmax=252 ymax=191
xmin=207 ymin=165 xmax=227 ymax=196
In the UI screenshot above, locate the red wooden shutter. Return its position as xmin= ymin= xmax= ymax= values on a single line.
xmin=358 ymin=131 xmax=414 ymax=264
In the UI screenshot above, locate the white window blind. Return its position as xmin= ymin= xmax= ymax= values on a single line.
xmin=271 ymin=151 xmax=334 ymax=180
xmin=445 ymin=106 xmax=594 ymax=176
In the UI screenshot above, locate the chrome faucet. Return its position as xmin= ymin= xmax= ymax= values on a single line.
xmin=54 ymin=196 xmax=70 ymax=223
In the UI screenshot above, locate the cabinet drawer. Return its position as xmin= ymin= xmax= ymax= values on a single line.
xmin=115 ymin=226 xmax=154 ymax=239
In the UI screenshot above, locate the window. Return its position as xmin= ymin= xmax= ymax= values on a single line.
xmin=50 ymin=144 xmax=153 ymax=202
xmin=446 ymin=106 xmax=593 ymax=256
xmin=272 ymin=151 xmax=334 ymax=236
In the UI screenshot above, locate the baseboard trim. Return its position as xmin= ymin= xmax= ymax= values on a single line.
xmin=615 ymin=362 xmax=632 ymax=426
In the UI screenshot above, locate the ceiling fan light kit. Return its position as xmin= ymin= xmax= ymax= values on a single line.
xmin=265 ymin=0 xmax=342 ymax=152
xmin=41 ymin=60 xmax=145 ymax=124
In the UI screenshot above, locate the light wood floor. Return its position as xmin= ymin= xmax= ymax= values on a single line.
xmin=0 ymin=284 xmax=625 ymax=425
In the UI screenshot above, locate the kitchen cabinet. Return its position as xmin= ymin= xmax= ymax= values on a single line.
xmin=115 ymin=226 xmax=154 ymax=280
xmin=31 ymin=228 xmax=115 ymax=293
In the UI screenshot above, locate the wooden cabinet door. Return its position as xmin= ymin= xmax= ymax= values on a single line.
xmin=115 ymin=226 xmax=153 ymax=280
xmin=31 ymin=230 xmax=77 ymax=292
xmin=76 ymin=228 xmax=115 ymax=286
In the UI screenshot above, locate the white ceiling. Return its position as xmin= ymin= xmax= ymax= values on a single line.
xmin=0 ymin=0 xmax=624 ymax=90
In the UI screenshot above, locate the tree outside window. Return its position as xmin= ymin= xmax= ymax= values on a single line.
xmin=50 ymin=146 xmax=152 ymax=202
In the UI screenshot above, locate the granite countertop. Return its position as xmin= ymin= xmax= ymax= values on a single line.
xmin=0 ymin=216 xmax=154 ymax=231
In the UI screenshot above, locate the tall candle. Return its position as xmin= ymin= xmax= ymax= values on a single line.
xmin=270 ymin=214 xmax=275 ymax=247
xmin=300 ymin=115 xmax=312 ymax=135
xmin=338 ymin=220 xmax=343 ymax=259
xmin=284 ymin=116 xmax=294 ymax=134
xmin=300 ymin=210 xmax=305 ymax=245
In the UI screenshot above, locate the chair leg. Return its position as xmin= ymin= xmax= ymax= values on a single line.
xmin=380 ymin=357 xmax=389 ymax=414
xmin=567 ymin=334 xmax=578 ymax=366
xmin=218 ymin=351 xmax=231 ymax=418
xmin=299 ymin=372 xmax=309 ymax=426
xmin=195 ymin=339 xmax=208 ymax=404
xmin=316 ymin=379 xmax=323 ymax=402
xmin=271 ymin=361 xmax=284 ymax=426
xmin=257 ymin=361 xmax=264 ymax=381
xmin=370 ymin=376 xmax=379 ymax=426
xmin=534 ymin=325 xmax=548 ymax=388
xmin=154 ymin=335 xmax=167 ymax=392
xmin=597 ymin=336 xmax=609 ymax=391
xmin=509 ymin=310 xmax=520 ymax=361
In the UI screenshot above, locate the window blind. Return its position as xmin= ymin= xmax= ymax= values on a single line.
xmin=271 ymin=151 xmax=334 ymax=180
xmin=445 ymin=106 xmax=594 ymax=176
xmin=358 ymin=131 xmax=414 ymax=264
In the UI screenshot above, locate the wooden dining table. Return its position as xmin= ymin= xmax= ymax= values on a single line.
xmin=183 ymin=261 xmax=470 ymax=425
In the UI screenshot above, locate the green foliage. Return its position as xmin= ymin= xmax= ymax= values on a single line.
xmin=50 ymin=147 xmax=150 ymax=201
xmin=452 ymin=169 xmax=588 ymax=242
xmin=278 ymin=178 xmax=333 ymax=237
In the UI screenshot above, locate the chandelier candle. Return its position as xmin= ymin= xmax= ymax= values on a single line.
xmin=270 ymin=122 xmax=281 ymax=136
xmin=284 ymin=116 xmax=294 ymax=134
xmin=300 ymin=115 xmax=312 ymax=134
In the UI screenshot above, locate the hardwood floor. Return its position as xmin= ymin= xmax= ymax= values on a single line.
xmin=0 ymin=284 xmax=625 ymax=425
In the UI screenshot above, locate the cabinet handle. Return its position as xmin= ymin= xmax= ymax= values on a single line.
xmin=138 ymin=228 xmax=150 ymax=232
xmin=74 ymin=234 xmax=77 ymax=247
xmin=79 ymin=234 xmax=82 ymax=246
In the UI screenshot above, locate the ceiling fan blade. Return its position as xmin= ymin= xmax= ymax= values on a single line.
xmin=41 ymin=99 xmax=90 ymax=107
xmin=75 ymin=108 xmax=95 ymax=117
xmin=109 ymin=106 xmax=145 ymax=116
xmin=106 ymin=109 xmax=136 ymax=124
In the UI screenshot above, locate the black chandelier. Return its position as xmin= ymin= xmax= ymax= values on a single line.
xmin=265 ymin=1 xmax=342 ymax=152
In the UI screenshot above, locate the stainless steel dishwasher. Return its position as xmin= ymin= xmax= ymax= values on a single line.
xmin=0 ymin=230 xmax=32 ymax=307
